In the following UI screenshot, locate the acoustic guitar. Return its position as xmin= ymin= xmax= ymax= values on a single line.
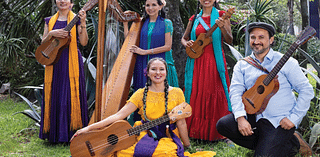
xmin=242 ymin=26 xmax=316 ymax=114
xmin=34 ymin=0 xmax=98 ymax=66
xmin=185 ymin=8 xmax=235 ymax=59
xmin=70 ymin=102 xmax=192 ymax=157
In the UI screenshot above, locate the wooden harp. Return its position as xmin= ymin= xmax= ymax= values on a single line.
xmin=90 ymin=0 xmax=142 ymax=124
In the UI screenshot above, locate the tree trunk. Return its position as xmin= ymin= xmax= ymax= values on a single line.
xmin=287 ymin=0 xmax=294 ymax=35
xmin=165 ymin=0 xmax=188 ymax=88
xmin=300 ymin=0 xmax=309 ymax=67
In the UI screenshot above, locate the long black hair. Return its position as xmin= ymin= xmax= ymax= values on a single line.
xmin=142 ymin=0 xmax=166 ymax=22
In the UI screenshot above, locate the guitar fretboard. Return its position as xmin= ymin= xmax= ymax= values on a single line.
xmin=263 ymin=42 xmax=299 ymax=85
xmin=126 ymin=115 xmax=170 ymax=136
xmin=63 ymin=14 xmax=80 ymax=32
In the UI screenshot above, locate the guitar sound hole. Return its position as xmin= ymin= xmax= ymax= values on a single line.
xmin=107 ymin=134 xmax=118 ymax=145
xmin=197 ymin=40 xmax=203 ymax=46
xmin=257 ymin=85 xmax=265 ymax=94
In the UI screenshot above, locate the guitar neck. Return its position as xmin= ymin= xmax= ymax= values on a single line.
xmin=204 ymin=8 xmax=234 ymax=38
xmin=126 ymin=115 xmax=170 ymax=136
xmin=63 ymin=14 xmax=80 ymax=32
xmin=263 ymin=42 xmax=299 ymax=85
xmin=205 ymin=24 xmax=218 ymax=38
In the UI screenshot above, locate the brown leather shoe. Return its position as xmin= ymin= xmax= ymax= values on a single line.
xmin=294 ymin=131 xmax=312 ymax=157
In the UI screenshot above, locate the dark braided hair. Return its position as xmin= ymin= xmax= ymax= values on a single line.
xmin=142 ymin=57 xmax=169 ymax=122
xmin=142 ymin=0 xmax=166 ymax=22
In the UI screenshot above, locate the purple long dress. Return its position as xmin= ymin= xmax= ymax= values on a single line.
xmin=39 ymin=17 xmax=88 ymax=143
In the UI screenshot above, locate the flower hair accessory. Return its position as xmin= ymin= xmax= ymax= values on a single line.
xmin=161 ymin=0 xmax=166 ymax=6
xmin=143 ymin=67 xmax=148 ymax=77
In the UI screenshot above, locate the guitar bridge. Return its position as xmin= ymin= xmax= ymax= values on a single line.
xmin=245 ymin=98 xmax=255 ymax=108
xmin=190 ymin=48 xmax=197 ymax=54
xmin=41 ymin=51 xmax=49 ymax=59
xmin=85 ymin=141 xmax=95 ymax=156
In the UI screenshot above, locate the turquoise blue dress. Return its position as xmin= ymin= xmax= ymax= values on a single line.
xmin=130 ymin=16 xmax=179 ymax=124
xmin=145 ymin=19 xmax=178 ymax=87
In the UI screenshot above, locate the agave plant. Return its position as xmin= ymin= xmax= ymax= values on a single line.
xmin=13 ymin=52 xmax=97 ymax=126
xmin=13 ymin=91 xmax=41 ymax=126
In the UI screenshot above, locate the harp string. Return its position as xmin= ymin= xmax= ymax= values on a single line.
xmin=103 ymin=0 xmax=125 ymax=86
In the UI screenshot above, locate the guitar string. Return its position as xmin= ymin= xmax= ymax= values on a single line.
xmin=42 ymin=42 xmax=55 ymax=57
xmin=90 ymin=121 xmax=163 ymax=152
xmin=90 ymin=133 xmax=131 ymax=152
xmin=90 ymin=117 xmax=170 ymax=152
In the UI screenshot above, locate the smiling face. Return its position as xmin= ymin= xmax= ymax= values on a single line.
xmin=249 ymin=28 xmax=274 ymax=55
xmin=145 ymin=0 xmax=163 ymax=18
xmin=147 ymin=59 xmax=167 ymax=85
xmin=199 ymin=0 xmax=216 ymax=8
xmin=55 ymin=0 xmax=73 ymax=11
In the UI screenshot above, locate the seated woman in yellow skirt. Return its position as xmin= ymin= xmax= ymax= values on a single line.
xmin=71 ymin=58 xmax=215 ymax=156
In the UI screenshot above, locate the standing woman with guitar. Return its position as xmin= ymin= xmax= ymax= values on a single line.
xmin=181 ymin=0 xmax=233 ymax=141
xmin=39 ymin=0 xmax=89 ymax=143
xmin=71 ymin=58 xmax=215 ymax=156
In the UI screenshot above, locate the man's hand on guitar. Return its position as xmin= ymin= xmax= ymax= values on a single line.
xmin=280 ymin=117 xmax=295 ymax=130
xmin=237 ymin=116 xmax=254 ymax=136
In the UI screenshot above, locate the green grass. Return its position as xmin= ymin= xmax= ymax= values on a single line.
xmin=0 ymin=95 xmax=315 ymax=157
xmin=0 ymin=97 xmax=71 ymax=157
xmin=0 ymin=96 xmax=254 ymax=157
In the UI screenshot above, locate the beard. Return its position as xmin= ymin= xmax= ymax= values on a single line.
xmin=250 ymin=43 xmax=270 ymax=55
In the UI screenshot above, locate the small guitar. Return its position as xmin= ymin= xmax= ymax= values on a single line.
xmin=70 ymin=102 xmax=192 ymax=157
xmin=35 ymin=0 xmax=98 ymax=66
xmin=185 ymin=8 xmax=235 ymax=59
xmin=242 ymin=26 xmax=316 ymax=114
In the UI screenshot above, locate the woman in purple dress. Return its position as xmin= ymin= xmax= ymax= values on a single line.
xmin=39 ymin=0 xmax=88 ymax=143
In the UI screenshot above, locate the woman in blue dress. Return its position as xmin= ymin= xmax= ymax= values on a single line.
xmin=123 ymin=0 xmax=179 ymax=90
xmin=123 ymin=0 xmax=179 ymax=123
xmin=39 ymin=0 xmax=88 ymax=143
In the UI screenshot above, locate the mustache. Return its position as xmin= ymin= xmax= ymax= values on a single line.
xmin=252 ymin=43 xmax=263 ymax=46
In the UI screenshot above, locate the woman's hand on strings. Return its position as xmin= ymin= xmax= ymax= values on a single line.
xmin=78 ymin=9 xmax=87 ymax=23
xmin=50 ymin=29 xmax=70 ymax=38
xmin=70 ymin=127 xmax=90 ymax=142
xmin=215 ymin=17 xmax=226 ymax=29
xmin=183 ymin=40 xmax=194 ymax=48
